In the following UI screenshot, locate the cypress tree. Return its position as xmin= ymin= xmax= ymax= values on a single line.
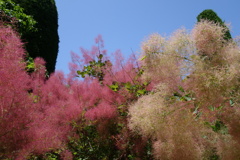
xmin=12 ymin=0 xmax=59 ymax=74
xmin=197 ymin=9 xmax=232 ymax=41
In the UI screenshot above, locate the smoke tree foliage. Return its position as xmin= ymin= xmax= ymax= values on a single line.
xmin=0 ymin=21 xmax=150 ymax=159
xmin=128 ymin=20 xmax=240 ymax=159
xmin=1 ymin=7 xmax=240 ymax=159
xmin=0 ymin=21 xmax=33 ymax=158
xmin=0 ymin=21 xmax=80 ymax=159
xmin=67 ymin=35 xmax=152 ymax=159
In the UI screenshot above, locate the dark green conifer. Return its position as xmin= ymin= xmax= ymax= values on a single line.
xmin=12 ymin=0 xmax=59 ymax=74
xmin=197 ymin=9 xmax=232 ymax=41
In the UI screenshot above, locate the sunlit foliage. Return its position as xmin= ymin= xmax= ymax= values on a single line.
xmin=129 ymin=21 xmax=240 ymax=159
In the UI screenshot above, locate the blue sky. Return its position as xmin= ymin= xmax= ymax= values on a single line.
xmin=55 ymin=0 xmax=240 ymax=74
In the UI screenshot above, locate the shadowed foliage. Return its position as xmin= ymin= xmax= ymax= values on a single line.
xmin=0 ymin=0 xmax=37 ymax=35
xmin=11 ymin=0 xmax=59 ymax=74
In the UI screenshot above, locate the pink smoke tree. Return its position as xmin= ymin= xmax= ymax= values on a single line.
xmin=67 ymin=35 xmax=152 ymax=159
xmin=4 ymin=14 xmax=240 ymax=159
xmin=0 ymin=19 xmax=151 ymax=159
xmin=0 ymin=21 xmax=82 ymax=159
xmin=0 ymin=21 xmax=34 ymax=158
xmin=128 ymin=20 xmax=240 ymax=159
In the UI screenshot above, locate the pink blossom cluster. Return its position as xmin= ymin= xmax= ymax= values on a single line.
xmin=0 ymin=23 xmax=139 ymax=159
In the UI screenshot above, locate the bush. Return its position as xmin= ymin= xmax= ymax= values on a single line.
xmin=129 ymin=21 xmax=240 ymax=159
xmin=0 ymin=23 xmax=77 ymax=159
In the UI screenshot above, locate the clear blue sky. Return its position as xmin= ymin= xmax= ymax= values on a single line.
xmin=55 ymin=0 xmax=240 ymax=74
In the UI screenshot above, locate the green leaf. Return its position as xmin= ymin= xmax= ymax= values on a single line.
xmin=183 ymin=93 xmax=192 ymax=101
xmin=109 ymin=84 xmax=119 ymax=92
xmin=193 ymin=106 xmax=199 ymax=114
xmin=77 ymin=70 xmax=81 ymax=75
xmin=124 ymin=82 xmax=132 ymax=90
xmin=183 ymin=96 xmax=192 ymax=101
xmin=217 ymin=106 xmax=223 ymax=110
xmin=211 ymin=120 xmax=228 ymax=134
xmin=143 ymin=81 xmax=149 ymax=86
xmin=98 ymin=54 xmax=103 ymax=59
xmin=230 ymin=99 xmax=235 ymax=107
xmin=77 ymin=70 xmax=86 ymax=78
xmin=137 ymin=89 xmax=146 ymax=95
xmin=173 ymin=92 xmax=181 ymax=98
xmin=208 ymin=106 xmax=215 ymax=111
xmin=178 ymin=86 xmax=185 ymax=92
xmin=139 ymin=55 xmax=146 ymax=61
